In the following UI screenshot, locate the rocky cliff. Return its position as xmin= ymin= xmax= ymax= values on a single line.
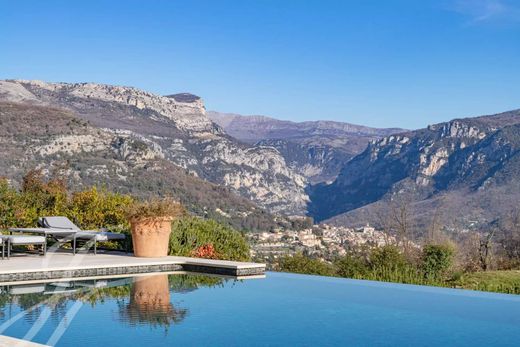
xmin=309 ymin=109 xmax=520 ymax=232
xmin=0 ymin=80 xmax=308 ymax=216
xmin=209 ymin=111 xmax=405 ymax=183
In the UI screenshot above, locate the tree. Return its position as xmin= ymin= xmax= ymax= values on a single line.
xmin=478 ymin=228 xmax=496 ymax=271
xmin=498 ymin=208 xmax=520 ymax=268
xmin=422 ymin=244 xmax=454 ymax=280
xmin=376 ymin=196 xmax=417 ymax=259
xmin=20 ymin=169 xmax=68 ymax=221
xmin=69 ymin=187 xmax=133 ymax=229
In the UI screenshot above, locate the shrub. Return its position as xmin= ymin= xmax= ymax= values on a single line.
xmin=69 ymin=187 xmax=134 ymax=229
xmin=0 ymin=174 xmax=68 ymax=228
xmin=21 ymin=169 xmax=68 ymax=217
xmin=169 ymin=216 xmax=250 ymax=261
xmin=365 ymin=245 xmax=425 ymax=284
xmin=422 ymin=244 xmax=454 ymax=281
xmin=0 ymin=179 xmax=24 ymax=229
xmin=454 ymin=270 xmax=520 ymax=294
xmin=369 ymin=245 xmax=408 ymax=272
xmin=278 ymin=253 xmax=336 ymax=277
xmin=190 ymin=244 xmax=220 ymax=259
xmin=334 ymin=254 xmax=368 ymax=278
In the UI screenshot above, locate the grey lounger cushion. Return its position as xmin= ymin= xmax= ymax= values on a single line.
xmin=75 ymin=280 xmax=109 ymax=288
xmin=8 ymin=227 xmax=76 ymax=236
xmin=10 ymin=284 xmax=46 ymax=295
xmin=7 ymin=235 xmax=46 ymax=245
xmin=39 ymin=216 xmax=80 ymax=230
xmin=75 ymin=231 xmax=126 ymax=241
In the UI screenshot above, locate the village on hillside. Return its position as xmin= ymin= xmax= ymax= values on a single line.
xmin=248 ymin=224 xmax=396 ymax=264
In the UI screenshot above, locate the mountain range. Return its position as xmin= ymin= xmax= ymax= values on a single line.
xmin=209 ymin=111 xmax=404 ymax=183
xmin=0 ymin=79 xmax=311 ymax=230
xmin=1 ymin=78 xmax=519 ymax=235
xmin=309 ymin=109 xmax=520 ymax=234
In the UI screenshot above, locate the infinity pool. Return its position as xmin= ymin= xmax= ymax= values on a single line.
xmin=0 ymin=272 xmax=519 ymax=346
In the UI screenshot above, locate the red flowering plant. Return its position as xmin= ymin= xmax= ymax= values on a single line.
xmin=190 ymin=244 xmax=220 ymax=259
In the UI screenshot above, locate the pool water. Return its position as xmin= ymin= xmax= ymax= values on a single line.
xmin=1 ymin=272 xmax=519 ymax=346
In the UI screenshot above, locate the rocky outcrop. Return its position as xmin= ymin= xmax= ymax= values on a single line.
xmin=0 ymin=80 xmax=308 ymax=214
xmin=209 ymin=111 xmax=405 ymax=183
xmin=9 ymin=79 xmax=216 ymax=134
xmin=0 ymin=102 xmax=290 ymax=231
xmin=309 ymin=109 xmax=520 ymax=230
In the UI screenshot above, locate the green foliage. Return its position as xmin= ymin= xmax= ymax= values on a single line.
xmin=0 ymin=171 xmax=252 ymax=261
xmin=422 ymin=244 xmax=454 ymax=281
xmin=0 ymin=179 xmax=24 ymax=229
xmin=278 ymin=253 xmax=336 ymax=277
xmin=365 ymin=245 xmax=424 ymax=284
xmin=21 ymin=169 xmax=68 ymax=219
xmin=369 ymin=245 xmax=407 ymax=272
xmin=334 ymin=254 xmax=368 ymax=278
xmin=169 ymin=216 xmax=250 ymax=261
xmin=0 ymin=171 xmax=69 ymax=228
xmin=125 ymin=197 xmax=185 ymax=222
xmin=168 ymin=274 xmax=225 ymax=292
xmin=453 ymin=270 xmax=520 ymax=294
xmin=69 ymin=187 xmax=134 ymax=229
xmin=280 ymin=245 xmax=439 ymax=287
xmin=0 ymin=172 xmax=133 ymax=231
xmin=278 ymin=245 xmax=520 ymax=294
xmin=289 ymin=217 xmax=314 ymax=231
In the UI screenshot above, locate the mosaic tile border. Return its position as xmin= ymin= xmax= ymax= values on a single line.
xmin=0 ymin=264 xmax=182 ymax=282
xmin=0 ymin=263 xmax=265 ymax=283
xmin=182 ymin=264 xmax=265 ymax=277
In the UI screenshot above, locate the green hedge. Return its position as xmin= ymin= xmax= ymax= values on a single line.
xmin=169 ymin=216 xmax=250 ymax=261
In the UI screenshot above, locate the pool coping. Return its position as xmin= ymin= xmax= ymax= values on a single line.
xmin=0 ymin=253 xmax=266 ymax=283
xmin=0 ymin=334 xmax=49 ymax=347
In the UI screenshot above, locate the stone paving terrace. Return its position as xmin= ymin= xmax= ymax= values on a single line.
xmin=0 ymin=252 xmax=266 ymax=283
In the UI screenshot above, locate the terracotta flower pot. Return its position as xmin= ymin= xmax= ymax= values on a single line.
xmin=124 ymin=275 xmax=181 ymax=327
xmin=131 ymin=217 xmax=173 ymax=257
xmin=132 ymin=275 xmax=171 ymax=311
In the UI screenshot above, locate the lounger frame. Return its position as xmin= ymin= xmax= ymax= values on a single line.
xmin=2 ymin=237 xmax=47 ymax=259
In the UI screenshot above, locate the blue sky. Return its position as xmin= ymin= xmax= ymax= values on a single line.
xmin=0 ymin=0 xmax=519 ymax=129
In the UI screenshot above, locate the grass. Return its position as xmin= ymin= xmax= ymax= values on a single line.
xmin=453 ymin=270 xmax=520 ymax=295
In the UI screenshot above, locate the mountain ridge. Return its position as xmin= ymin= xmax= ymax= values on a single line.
xmin=209 ymin=111 xmax=406 ymax=183
xmin=0 ymin=79 xmax=308 ymax=216
xmin=309 ymin=108 xmax=520 ymax=233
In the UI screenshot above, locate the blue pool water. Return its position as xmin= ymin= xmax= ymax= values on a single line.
xmin=1 ymin=272 xmax=519 ymax=346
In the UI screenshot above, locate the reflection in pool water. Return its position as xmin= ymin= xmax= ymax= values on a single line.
xmin=0 ymin=273 xmax=225 ymax=345
xmin=122 ymin=274 xmax=187 ymax=328
xmin=1 ymin=272 xmax=520 ymax=346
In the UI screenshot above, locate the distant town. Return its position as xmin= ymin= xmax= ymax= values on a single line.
xmin=248 ymin=224 xmax=396 ymax=265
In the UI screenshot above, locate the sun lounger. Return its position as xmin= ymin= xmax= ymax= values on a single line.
xmin=72 ymin=230 xmax=127 ymax=255
xmin=9 ymin=284 xmax=46 ymax=295
xmin=0 ymin=235 xmax=47 ymax=259
xmin=9 ymin=216 xmax=127 ymax=255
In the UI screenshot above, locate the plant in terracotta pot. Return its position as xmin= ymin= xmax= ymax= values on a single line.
xmin=121 ymin=274 xmax=188 ymax=329
xmin=125 ymin=198 xmax=185 ymax=257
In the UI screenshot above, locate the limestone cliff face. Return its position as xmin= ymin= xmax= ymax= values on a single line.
xmin=5 ymin=79 xmax=216 ymax=134
xmin=309 ymin=110 xmax=520 ymax=224
xmin=209 ymin=111 xmax=405 ymax=183
xmin=0 ymin=80 xmax=308 ymax=214
xmin=0 ymin=102 xmax=288 ymax=231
